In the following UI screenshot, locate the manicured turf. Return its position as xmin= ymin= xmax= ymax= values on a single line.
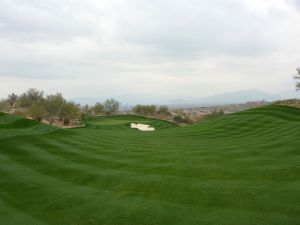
xmin=0 ymin=105 xmax=300 ymax=225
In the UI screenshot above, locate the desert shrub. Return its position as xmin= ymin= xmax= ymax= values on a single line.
xmin=157 ymin=105 xmax=169 ymax=115
xmin=133 ymin=104 xmax=157 ymax=115
xmin=0 ymin=99 xmax=10 ymax=112
xmin=197 ymin=108 xmax=224 ymax=122
xmin=92 ymin=102 xmax=104 ymax=115
xmin=273 ymin=99 xmax=300 ymax=107
xmin=207 ymin=108 xmax=224 ymax=119
xmin=173 ymin=114 xmax=192 ymax=124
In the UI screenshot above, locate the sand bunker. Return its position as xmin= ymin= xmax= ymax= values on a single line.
xmin=131 ymin=123 xmax=155 ymax=131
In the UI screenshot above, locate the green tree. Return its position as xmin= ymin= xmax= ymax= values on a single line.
xmin=44 ymin=93 xmax=65 ymax=125
xmin=61 ymin=101 xmax=80 ymax=125
xmin=7 ymin=93 xmax=18 ymax=106
xmin=295 ymin=67 xmax=300 ymax=91
xmin=93 ymin=102 xmax=104 ymax=115
xmin=27 ymin=101 xmax=46 ymax=122
xmin=103 ymin=98 xmax=120 ymax=115
xmin=19 ymin=88 xmax=44 ymax=108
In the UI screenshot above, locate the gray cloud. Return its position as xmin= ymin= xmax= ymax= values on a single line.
xmin=0 ymin=0 xmax=299 ymax=99
xmin=0 ymin=0 xmax=107 ymax=41
xmin=112 ymin=0 xmax=283 ymax=58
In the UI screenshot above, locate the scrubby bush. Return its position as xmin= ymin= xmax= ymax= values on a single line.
xmin=133 ymin=104 xmax=157 ymax=115
xmin=92 ymin=102 xmax=104 ymax=115
xmin=195 ymin=108 xmax=225 ymax=123
xmin=157 ymin=105 xmax=169 ymax=115
xmin=173 ymin=114 xmax=192 ymax=124
xmin=273 ymin=99 xmax=300 ymax=107
xmin=206 ymin=108 xmax=224 ymax=119
xmin=1 ymin=88 xmax=126 ymax=126
xmin=0 ymin=99 xmax=10 ymax=112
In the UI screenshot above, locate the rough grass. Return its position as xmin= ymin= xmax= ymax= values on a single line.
xmin=0 ymin=105 xmax=300 ymax=225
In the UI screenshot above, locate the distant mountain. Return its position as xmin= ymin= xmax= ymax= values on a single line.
xmin=69 ymin=89 xmax=300 ymax=107
xmin=196 ymin=89 xmax=278 ymax=105
xmin=168 ymin=89 xmax=300 ymax=106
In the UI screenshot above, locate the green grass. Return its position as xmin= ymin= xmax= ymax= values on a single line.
xmin=0 ymin=113 xmax=22 ymax=124
xmin=0 ymin=105 xmax=300 ymax=225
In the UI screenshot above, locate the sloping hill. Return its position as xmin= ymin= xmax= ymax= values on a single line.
xmin=178 ymin=105 xmax=300 ymax=137
xmin=0 ymin=113 xmax=56 ymax=140
xmin=0 ymin=106 xmax=299 ymax=225
xmin=0 ymin=118 xmax=39 ymax=129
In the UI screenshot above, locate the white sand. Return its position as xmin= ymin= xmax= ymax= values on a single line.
xmin=131 ymin=123 xmax=155 ymax=131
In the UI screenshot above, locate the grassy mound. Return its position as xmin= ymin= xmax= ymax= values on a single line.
xmin=0 ymin=106 xmax=299 ymax=225
xmin=0 ymin=113 xmax=23 ymax=124
xmin=0 ymin=118 xmax=39 ymax=129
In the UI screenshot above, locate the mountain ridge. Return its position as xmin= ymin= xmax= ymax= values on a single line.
xmin=69 ymin=89 xmax=300 ymax=106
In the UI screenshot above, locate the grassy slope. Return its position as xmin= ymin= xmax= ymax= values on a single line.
xmin=0 ymin=105 xmax=299 ymax=225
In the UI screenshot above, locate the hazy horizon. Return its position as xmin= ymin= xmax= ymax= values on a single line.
xmin=68 ymin=88 xmax=300 ymax=106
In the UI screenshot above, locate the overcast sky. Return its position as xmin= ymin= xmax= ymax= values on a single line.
xmin=0 ymin=0 xmax=300 ymax=101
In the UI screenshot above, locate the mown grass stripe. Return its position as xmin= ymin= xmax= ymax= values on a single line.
xmin=0 ymin=105 xmax=300 ymax=225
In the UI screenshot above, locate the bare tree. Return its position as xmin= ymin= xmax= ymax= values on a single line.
xmin=7 ymin=93 xmax=18 ymax=106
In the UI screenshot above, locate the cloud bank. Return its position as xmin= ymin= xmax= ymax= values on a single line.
xmin=0 ymin=0 xmax=300 ymax=102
